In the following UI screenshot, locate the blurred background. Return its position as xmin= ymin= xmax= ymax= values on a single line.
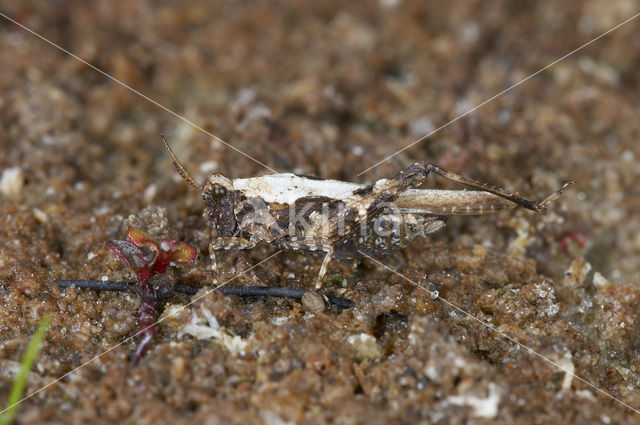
xmin=1 ymin=1 xmax=639 ymax=423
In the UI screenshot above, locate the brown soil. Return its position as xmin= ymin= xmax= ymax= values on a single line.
xmin=1 ymin=1 xmax=640 ymax=424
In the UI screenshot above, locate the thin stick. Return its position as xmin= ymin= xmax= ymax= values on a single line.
xmin=54 ymin=280 xmax=354 ymax=309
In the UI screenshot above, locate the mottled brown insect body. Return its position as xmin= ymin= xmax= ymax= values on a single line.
xmin=162 ymin=136 xmax=573 ymax=288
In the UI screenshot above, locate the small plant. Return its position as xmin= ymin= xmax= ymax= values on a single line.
xmin=0 ymin=315 xmax=50 ymax=425
xmin=107 ymin=227 xmax=197 ymax=364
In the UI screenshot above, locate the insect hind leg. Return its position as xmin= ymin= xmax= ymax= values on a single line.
xmin=313 ymin=247 xmax=334 ymax=289
xmin=421 ymin=163 xmax=574 ymax=214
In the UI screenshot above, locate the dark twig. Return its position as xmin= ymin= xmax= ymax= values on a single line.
xmin=56 ymin=279 xmax=132 ymax=292
xmin=55 ymin=279 xmax=198 ymax=296
xmin=54 ymin=279 xmax=354 ymax=309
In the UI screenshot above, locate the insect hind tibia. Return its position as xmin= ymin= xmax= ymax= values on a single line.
xmin=538 ymin=181 xmax=575 ymax=211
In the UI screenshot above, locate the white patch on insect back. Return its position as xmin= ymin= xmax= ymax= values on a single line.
xmin=233 ymin=174 xmax=361 ymax=204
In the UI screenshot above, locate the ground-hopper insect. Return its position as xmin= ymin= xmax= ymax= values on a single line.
xmin=162 ymin=136 xmax=573 ymax=288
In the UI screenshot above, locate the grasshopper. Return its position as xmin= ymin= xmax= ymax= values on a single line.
xmin=162 ymin=136 xmax=573 ymax=288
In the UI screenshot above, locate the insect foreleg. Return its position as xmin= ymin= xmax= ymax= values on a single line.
xmin=208 ymin=237 xmax=257 ymax=282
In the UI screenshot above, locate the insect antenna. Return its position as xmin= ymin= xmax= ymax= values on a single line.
xmin=160 ymin=135 xmax=201 ymax=191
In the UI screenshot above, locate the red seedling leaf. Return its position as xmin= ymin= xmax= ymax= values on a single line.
xmin=152 ymin=239 xmax=198 ymax=274
xmin=110 ymin=227 xmax=197 ymax=276
xmin=165 ymin=239 xmax=198 ymax=264
xmin=127 ymin=227 xmax=160 ymax=251
xmin=107 ymin=240 xmax=144 ymax=273
xmin=107 ymin=239 xmax=156 ymax=283
xmin=106 ymin=227 xmax=198 ymax=364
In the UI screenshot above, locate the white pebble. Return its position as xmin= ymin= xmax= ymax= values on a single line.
xmin=0 ymin=167 xmax=24 ymax=197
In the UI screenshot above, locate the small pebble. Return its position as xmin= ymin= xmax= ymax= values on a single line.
xmin=301 ymin=291 xmax=326 ymax=313
xmin=32 ymin=208 xmax=48 ymax=223
xmin=171 ymin=357 xmax=186 ymax=379
xmin=0 ymin=167 xmax=24 ymax=197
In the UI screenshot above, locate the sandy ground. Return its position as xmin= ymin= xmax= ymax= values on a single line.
xmin=1 ymin=1 xmax=640 ymax=424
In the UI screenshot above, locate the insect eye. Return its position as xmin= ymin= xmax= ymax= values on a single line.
xmin=211 ymin=184 xmax=228 ymax=200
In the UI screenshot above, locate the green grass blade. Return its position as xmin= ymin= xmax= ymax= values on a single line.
xmin=0 ymin=315 xmax=50 ymax=425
